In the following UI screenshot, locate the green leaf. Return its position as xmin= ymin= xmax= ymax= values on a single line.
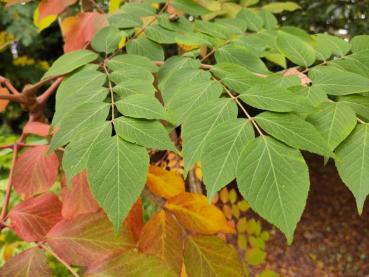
xmin=309 ymin=66 xmax=369 ymax=95
xmin=236 ymin=136 xmax=309 ymax=243
xmin=202 ymin=119 xmax=254 ymax=201
xmin=306 ymin=102 xmax=357 ymax=151
xmin=116 ymin=94 xmax=167 ymax=120
xmin=195 ymin=21 xmax=241 ymax=40
xmin=351 ymin=35 xmax=369 ymax=53
xmin=63 ymin=122 xmax=112 ymax=184
xmin=113 ymin=79 xmax=155 ymax=97
xmin=330 ymin=55 xmax=369 ymax=78
xmin=126 ymin=37 xmax=164 ymax=61
xmin=237 ymin=8 xmax=264 ymax=32
xmin=276 ymin=31 xmax=315 ymax=67
xmin=239 ymin=84 xmax=311 ymax=112
xmin=338 ymin=95 xmax=369 ymax=121
xmin=184 ymin=236 xmax=246 ymax=277
xmin=215 ymin=44 xmax=269 ymax=74
xmin=315 ymin=34 xmax=351 ymax=57
xmin=120 ymin=2 xmax=156 ymax=17
xmin=110 ymin=68 xmax=154 ymax=84
xmin=114 ymin=117 xmax=176 ymax=151
xmin=255 ymin=112 xmax=333 ymax=156
xmin=49 ymin=102 xmax=110 ymax=152
xmin=336 ymin=124 xmax=369 ymax=213
xmin=158 ymin=15 xmax=193 ymax=33
xmin=182 ymin=98 xmax=238 ymax=175
xmin=262 ymin=1 xmax=301 ymax=13
xmin=87 ymin=136 xmax=149 ymax=231
xmin=290 ymin=85 xmax=327 ymax=107
xmin=107 ymin=54 xmax=158 ymax=72
xmin=43 ymin=50 xmax=98 ymax=79
xmin=108 ymin=13 xmax=142 ymax=29
xmin=52 ymin=69 xmax=107 ymax=126
xmin=166 ymin=80 xmax=223 ymax=126
xmin=145 ymin=25 xmax=177 ymax=44
xmin=259 ymin=9 xmax=278 ymax=30
xmin=172 ymin=0 xmax=209 ymax=16
xmin=91 ymin=26 xmax=124 ymax=54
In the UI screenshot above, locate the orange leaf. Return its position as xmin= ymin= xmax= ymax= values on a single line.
xmin=61 ymin=171 xmax=101 ymax=219
xmin=12 ymin=145 xmax=59 ymax=198
xmin=9 ymin=192 xmax=62 ymax=242
xmin=23 ymin=121 xmax=51 ymax=137
xmin=0 ymin=248 xmax=51 ymax=277
xmin=0 ymin=87 xmax=10 ymax=112
xmin=138 ymin=210 xmax=183 ymax=274
xmin=61 ymin=12 xmax=108 ymax=52
xmin=38 ymin=0 xmax=77 ymax=20
xmin=147 ymin=165 xmax=185 ymax=199
xmin=124 ymin=197 xmax=144 ymax=242
xmin=165 ymin=192 xmax=235 ymax=234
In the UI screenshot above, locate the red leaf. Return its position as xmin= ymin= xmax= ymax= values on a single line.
xmin=0 ymin=247 xmax=51 ymax=277
xmin=38 ymin=0 xmax=77 ymax=20
xmin=124 ymin=197 xmax=144 ymax=242
xmin=0 ymin=87 xmax=10 ymax=112
xmin=61 ymin=171 xmax=100 ymax=219
xmin=23 ymin=122 xmax=51 ymax=137
xmin=61 ymin=12 xmax=107 ymax=52
xmin=9 ymin=192 xmax=62 ymax=242
xmin=12 ymin=145 xmax=59 ymax=198
xmin=46 ymin=212 xmax=135 ymax=266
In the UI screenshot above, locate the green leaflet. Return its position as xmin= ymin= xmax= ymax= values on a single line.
xmin=120 ymin=2 xmax=156 ymax=17
xmin=145 ymin=25 xmax=177 ymax=44
xmin=43 ymin=50 xmax=98 ymax=79
xmin=351 ymin=35 xmax=369 ymax=53
xmin=63 ymin=122 xmax=112 ymax=184
xmin=110 ymin=68 xmax=154 ymax=84
xmin=166 ymin=80 xmax=223 ymax=126
xmin=195 ymin=21 xmax=241 ymax=40
xmin=306 ymin=102 xmax=357 ymax=151
xmin=107 ymin=54 xmax=158 ymax=72
xmin=126 ymin=37 xmax=164 ymax=61
xmin=49 ymin=102 xmax=110 ymax=152
xmin=172 ymin=0 xmax=209 ymax=16
xmin=239 ymin=84 xmax=311 ymax=112
xmin=157 ymin=15 xmax=193 ymax=33
xmin=236 ymin=136 xmax=309 ymax=243
xmin=52 ymin=70 xmax=107 ymax=126
xmin=215 ymin=44 xmax=269 ymax=74
xmin=290 ymin=86 xmax=327 ymax=107
xmin=237 ymin=8 xmax=264 ymax=32
xmin=87 ymin=135 xmax=149 ymax=231
xmin=262 ymin=2 xmax=301 ymax=13
xmin=114 ymin=117 xmax=176 ymax=151
xmin=276 ymin=31 xmax=316 ymax=67
xmin=91 ymin=26 xmax=124 ymax=54
xmin=108 ymin=13 xmax=142 ymax=29
xmin=113 ymin=79 xmax=155 ymax=97
xmin=315 ymin=34 xmax=351 ymax=57
xmin=116 ymin=94 xmax=167 ymax=120
xmin=338 ymin=95 xmax=369 ymax=121
xmin=182 ymin=98 xmax=238 ymax=175
xmin=255 ymin=112 xmax=332 ymax=156
xmin=331 ymin=55 xmax=369 ymax=78
xmin=202 ymin=119 xmax=254 ymax=201
xmin=259 ymin=9 xmax=278 ymax=30
xmin=309 ymin=66 xmax=369 ymax=95
xmin=336 ymin=124 xmax=369 ymax=214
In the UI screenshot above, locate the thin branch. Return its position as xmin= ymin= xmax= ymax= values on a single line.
xmin=0 ymin=76 xmax=20 ymax=95
xmin=103 ymin=61 xmax=115 ymax=122
xmin=37 ymin=77 xmax=63 ymax=103
xmin=0 ymin=93 xmax=26 ymax=104
xmin=89 ymin=0 xmax=104 ymax=13
xmin=39 ymin=243 xmax=80 ymax=277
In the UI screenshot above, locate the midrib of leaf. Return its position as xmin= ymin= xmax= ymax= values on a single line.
xmin=124 ymin=101 xmax=162 ymax=117
xmin=189 ymin=238 xmax=218 ymax=275
xmin=327 ymin=104 xmax=338 ymax=148
xmin=359 ymin=126 xmax=368 ymax=205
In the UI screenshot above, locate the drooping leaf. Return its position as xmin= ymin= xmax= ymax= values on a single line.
xmin=164 ymin=192 xmax=235 ymax=234
xmin=12 ymin=146 xmax=59 ymax=198
xmin=9 ymin=192 xmax=62 ymax=242
xmin=85 ymin=250 xmax=177 ymax=277
xmin=236 ymin=136 xmax=309 ymax=243
xmin=114 ymin=117 xmax=176 ymax=151
xmin=42 ymin=49 xmax=98 ymax=79
xmin=0 ymin=248 xmax=51 ymax=277
xmin=306 ymin=102 xmax=357 ymax=151
xmin=276 ymin=31 xmax=315 ymax=67
xmin=87 ymin=135 xmax=149 ymax=231
xmin=183 ymin=235 xmax=246 ymax=277
xmin=182 ymin=98 xmax=238 ymax=174
xmin=91 ymin=26 xmax=124 ymax=53
xmin=61 ymin=171 xmax=100 ymax=219
xmin=255 ymin=112 xmax=333 ymax=156
xmin=49 ymin=102 xmax=110 ymax=152
xmin=202 ymin=119 xmax=254 ymax=201
xmin=138 ymin=210 xmax=183 ymax=274
xmin=46 ymin=212 xmax=135 ymax=266
xmin=335 ymin=124 xmax=369 ymax=214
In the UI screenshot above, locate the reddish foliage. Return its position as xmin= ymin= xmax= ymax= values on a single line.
xmin=0 ymin=87 xmax=10 ymax=112
xmin=12 ymin=145 xmax=59 ymax=198
xmin=23 ymin=122 xmax=51 ymax=137
xmin=61 ymin=171 xmax=101 ymax=219
xmin=9 ymin=192 xmax=62 ymax=242
xmin=38 ymin=0 xmax=77 ymax=20
xmin=124 ymin=197 xmax=144 ymax=242
xmin=61 ymin=12 xmax=108 ymax=52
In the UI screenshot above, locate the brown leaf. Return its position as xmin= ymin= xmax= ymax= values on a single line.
xmin=283 ymin=67 xmax=311 ymax=86
xmin=9 ymin=192 xmax=62 ymax=242
xmin=0 ymin=87 xmax=10 ymax=112
xmin=12 ymin=145 xmax=59 ymax=198
xmin=0 ymin=247 xmax=51 ymax=277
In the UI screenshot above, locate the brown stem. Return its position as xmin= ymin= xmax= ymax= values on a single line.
xmin=0 ymin=93 xmax=26 ymax=104
xmin=37 ymin=77 xmax=63 ymax=103
xmin=0 ymin=76 xmax=20 ymax=95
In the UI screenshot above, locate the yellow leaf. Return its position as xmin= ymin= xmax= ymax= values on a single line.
xmin=246 ymin=218 xmax=261 ymax=236
xmin=237 ymin=217 xmax=247 ymax=233
xmin=180 ymin=263 xmax=187 ymax=277
xmin=229 ymin=189 xmax=237 ymax=204
xmin=220 ymin=188 xmax=229 ymax=203
xmin=195 ymin=162 xmax=202 ymax=180
xmin=147 ymin=165 xmax=185 ymax=199
xmin=260 ymin=231 xmax=270 ymax=242
xmin=232 ymin=204 xmax=240 ymax=218
xmin=109 ymin=0 xmax=123 ymax=13
xmin=258 ymin=269 xmax=279 ymax=277
xmin=222 ymin=204 xmax=232 ymax=220
xmin=151 ymin=2 xmax=160 ymax=9
xmin=33 ymin=5 xmax=57 ymax=32
xmin=245 ymin=248 xmax=266 ymax=266
xmin=237 ymin=234 xmax=247 ymax=250
xmin=165 ymin=192 xmax=235 ymax=234
xmin=178 ymin=44 xmax=200 ymax=52
xmin=3 ymin=244 xmax=15 ymax=261
xmin=249 ymin=236 xmax=265 ymax=249
xmin=238 ymin=200 xmax=250 ymax=212
xmin=118 ymin=35 xmax=126 ymax=49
